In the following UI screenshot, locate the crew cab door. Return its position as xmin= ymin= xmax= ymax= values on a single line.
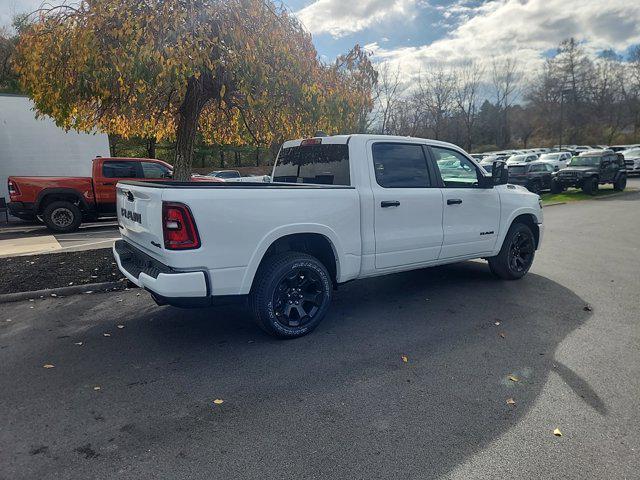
xmin=429 ymin=146 xmax=500 ymax=259
xmin=95 ymin=160 xmax=142 ymax=214
xmin=370 ymin=142 xmax=444 ymax=269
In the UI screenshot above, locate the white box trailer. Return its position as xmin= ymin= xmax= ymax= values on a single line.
xmin=0 ymin=94 xmax=110 ymax=200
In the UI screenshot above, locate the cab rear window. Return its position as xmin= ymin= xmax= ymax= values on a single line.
xmin=273 ymin=144 xmax=350 ymax=185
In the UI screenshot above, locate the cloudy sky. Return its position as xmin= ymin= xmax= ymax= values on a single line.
xmin=3 ymin=0 xmax=640 ymax=77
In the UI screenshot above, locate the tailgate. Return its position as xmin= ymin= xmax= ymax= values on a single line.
xmin=116 ymin=183 xmax=164 ymax=252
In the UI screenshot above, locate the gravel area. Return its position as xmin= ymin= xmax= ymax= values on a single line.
xmin=0 ymin=248 xmax=124 ymax=294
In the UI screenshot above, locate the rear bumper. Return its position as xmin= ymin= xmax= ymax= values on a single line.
xmin=113 ymin=240 xmax=210 ymax=305
xmin=7 ymin=201 xmax=36 ymax=218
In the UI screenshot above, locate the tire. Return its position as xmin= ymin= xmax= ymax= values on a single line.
xmin=613 ymin=175 xmax=627 ymax=192
xmin=249 ymin=252 xmax=333 ymax=339
xmin=42 ymin=201 xmax=82 ymax=233
xmin=550 ymin=179 xmax=563 ymax=194
xmin=488 ymin=223 xmax=536 ymax=280
xmin=582 ymin=177 xmax=598 ymax=195
xmin=527 ymin=180 xmax=541 ymax=194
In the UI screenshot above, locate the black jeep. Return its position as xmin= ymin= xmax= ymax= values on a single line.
xmin=551 ymin=150 xmax=627 ymax=195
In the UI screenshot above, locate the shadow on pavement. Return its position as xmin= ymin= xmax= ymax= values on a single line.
xmin=1 ymin=261 xmax=597 ymax=480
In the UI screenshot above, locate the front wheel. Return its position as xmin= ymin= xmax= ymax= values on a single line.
xmin=613 ymin=175 xmax=627 ymax=192
xmin=488 ymin=223 xmax=536 ymax=280
xmin=249 ymin=252 xmax=332 ymax=338
xmin=582 ymin=177 xmax=598 ymax=195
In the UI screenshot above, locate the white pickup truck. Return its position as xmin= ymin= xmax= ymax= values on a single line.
xmin=113 ymin=135 xmax=543 ymax=338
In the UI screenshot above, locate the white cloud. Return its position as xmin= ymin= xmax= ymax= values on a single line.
xmin=366 ymin=0 xmax=640 ymax=82
xmin=296 ymin=0 xmax=417 ymax=37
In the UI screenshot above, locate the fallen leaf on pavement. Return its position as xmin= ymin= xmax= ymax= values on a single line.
xmin=74 ymin=342 xmax=83 ymax=346
xmin=583 ymin=304 xmax=592 ymax=312
xmin=553 ymin=428 xmax=562 ymax=437
xmin=508 ymin=375 xmax=519 ymax=382
xmin=494 ymin=321 xmax=501 ymax=326
xmin=506 ymin=398 xmax=516 ymax=405
xmin=103 ymin=333 xmax=111 ymax=337
xmin=50 ymin=294 xmax=57 ymax=298
xmin=401 ymin=355 xmax=409 ymax=363
xmin=93 ymin=386 xmax=101 ymax=391
xmin=43 ymin=364 xmax=55 ymax=369
xmin=117 ymin=325 xmax=125 ymax=329
xmin=213 ymin=399 xmax=224 ymax=405
xmin=499 ymin=332 xmax=506 ymax=338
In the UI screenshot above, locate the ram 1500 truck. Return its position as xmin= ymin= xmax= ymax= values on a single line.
xmin=8 ymin=157 xmax=220 ymax=233
xmin=113 ymin=135 xmax=544 ymax=338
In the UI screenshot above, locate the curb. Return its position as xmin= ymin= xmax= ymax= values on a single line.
xmin=0 ymin=281 xmax=127 ymax=304
xmin=542 ymin=202 xmax=566 ymax=207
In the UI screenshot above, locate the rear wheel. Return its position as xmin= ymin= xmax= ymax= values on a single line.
xmin=488 ymin=223 xmax=536 ymax=280
xmin=528 ymin=180 xmax=541 ymax=194
xmin=613 ymin=175 xmax=627 ymax=192
xmin=582 ymin=177 xmax=598 ymax=195
xmin=42 ymin=201 xmax=82 ymax=233
xmin=249 ymin=252 xmax=332 ymax=338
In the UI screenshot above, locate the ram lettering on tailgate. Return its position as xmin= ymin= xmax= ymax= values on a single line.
xmin=121 ymin=208 xmax=142 ymax=224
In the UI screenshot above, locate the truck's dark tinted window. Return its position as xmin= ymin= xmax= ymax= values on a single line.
xmin=274 ymin=144 xmax=350 ymax=185
xmin=372 ymin=143 xmax=430 ymax=188
xmin=103 ymin=161 xmax=140 ymax=178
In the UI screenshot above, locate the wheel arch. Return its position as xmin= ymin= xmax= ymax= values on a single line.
xmin=36 ymin=188 xmax=91 ymax=214
xmin=242 ymin=226 xmax=344 ymax=294
xmin=510 ymin=213 xmax=540 ymax=249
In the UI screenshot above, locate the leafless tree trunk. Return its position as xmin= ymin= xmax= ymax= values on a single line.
xmin=374 ymin=64 xmax=406 ymax=134
xmin=453 ymin=62 xmax=484 ymax=151
xmin=491 ymin=57 xmax=521 ymax=147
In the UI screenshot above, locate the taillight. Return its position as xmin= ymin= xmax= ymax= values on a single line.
xmin=162 ymin=202 xmax=200 ymax=250
xmin=8 ymin=180 xmax=19 ymax=196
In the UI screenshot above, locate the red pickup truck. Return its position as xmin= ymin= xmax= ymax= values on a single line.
xmin=8 ymin=157 xmax=202 ymax=233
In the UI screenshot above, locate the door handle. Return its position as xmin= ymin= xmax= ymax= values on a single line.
xmin=101 ymin=182 xmax=115 ymax=186
xmin=381 ymin=200 xmax=400 ymax=208
xmin=447 ymin=199 xmax=463 ymax=205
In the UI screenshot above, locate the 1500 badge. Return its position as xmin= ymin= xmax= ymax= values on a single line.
xmin=121 ymin=208 xmax=142 ymax=224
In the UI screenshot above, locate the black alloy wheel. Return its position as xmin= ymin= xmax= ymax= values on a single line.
xmin=272 ymin=267 xmax=327 ymax=328
xmin=507 ymin=230 xmax=535 ymax=274
xmin=488 ymin=222 xmax=536 ymax=280
xmin=250 ymin=252 xmax=332 ymax=338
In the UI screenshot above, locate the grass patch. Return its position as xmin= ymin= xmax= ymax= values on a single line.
xmin=541 ymin=186 xmax=634 ymax=205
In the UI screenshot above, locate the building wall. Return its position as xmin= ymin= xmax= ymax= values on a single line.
xmin=0 ymin=95 xmax=110 ymax=200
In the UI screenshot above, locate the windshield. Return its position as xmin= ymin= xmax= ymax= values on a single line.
xmin=507 ymin=155 xmax=527 ymax=163
xmin=568 ymin=156 xmax=601 ymax=167
xmin=508 ymin=166 xmax=527 ymax=174
xmin=274 ymin=143 xmax=350 ymax=185
xmin=540 ymin=153 xmax=559 ymax=161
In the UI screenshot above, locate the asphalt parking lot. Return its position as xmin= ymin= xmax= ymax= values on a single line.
xmin=1 ymin=189 xmax=639 ymax=480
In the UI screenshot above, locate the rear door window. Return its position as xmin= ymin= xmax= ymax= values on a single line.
xmin=274 ymin=144 xmax=350 ymax=185
xmin=372 ymin=143 xmax=431 ymax=188
xmin=141 ymin=161 xmax=172 ymax=179
xmin=102 ymin=161 xmax=140 ymax=178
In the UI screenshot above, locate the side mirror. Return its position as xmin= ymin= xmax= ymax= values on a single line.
xmin=492 ymin=160 xmax=509 ymax=186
